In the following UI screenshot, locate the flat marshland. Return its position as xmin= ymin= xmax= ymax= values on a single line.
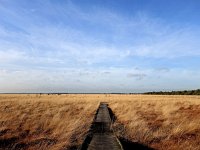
xmin=0 ymin=94 xmax=200 ymax=150
xmin=0 ymin=94 xmax=99 ymax=150
xmin=109 ymin=95 xmax=200 ymax=150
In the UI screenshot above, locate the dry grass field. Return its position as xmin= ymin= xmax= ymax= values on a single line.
xmin=0 ymin=94 xmax=200 ymax=150
xmin=108 ymin=95 xmax=200 ymax=150
xmin=0 ymin=94 xmax=100 ymax=150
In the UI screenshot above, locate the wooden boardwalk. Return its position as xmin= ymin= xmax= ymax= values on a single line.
xmin=80 ymin=102 xmax=123 ymax=150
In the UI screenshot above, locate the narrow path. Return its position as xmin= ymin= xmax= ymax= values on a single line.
xmin=80 ymin=102 xmax=123 ymax=150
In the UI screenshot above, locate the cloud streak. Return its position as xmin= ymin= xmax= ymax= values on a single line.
xmin=0 ymin=0 xmax=200 ymax=92
xmin=127 ymin=73 xmax=147 ymax=80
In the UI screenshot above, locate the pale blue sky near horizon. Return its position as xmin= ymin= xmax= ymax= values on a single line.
xmin=0 ymin=0 xmax=200 ymax=93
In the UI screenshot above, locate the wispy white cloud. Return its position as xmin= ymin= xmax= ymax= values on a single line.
xmin=0 ymin=0 xmax=200 ymax=92
xmin=0 ymin=66 xmax=200 ymax=93
xmin=1 ymin=0 xmax=200 ymax=62
xmin=127 ymin=73 xmax=147 ymax=80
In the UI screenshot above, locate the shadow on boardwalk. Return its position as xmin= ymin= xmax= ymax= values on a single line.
xmin=76 ymin=103 xmax=155 ymax=150
xmin=119 ymin=138 xmax=154 ymax=150
xmin=74 ymin=137 xmax=155 ymax=150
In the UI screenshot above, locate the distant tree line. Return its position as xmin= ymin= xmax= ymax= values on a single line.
xmin=145 ymin=89 xmax=200 ymax=95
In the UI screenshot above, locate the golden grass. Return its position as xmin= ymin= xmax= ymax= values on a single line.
xmin=108 ymin=95 xmax=200 ymax=150
xmin=0 ymin=94 xmax=100 ymax=150
xmin=0 ymin=94 xmax=200 ymax=150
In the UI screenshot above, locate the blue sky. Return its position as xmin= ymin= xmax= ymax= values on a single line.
xmin=0 ymin=0 xmax=200 ymax=93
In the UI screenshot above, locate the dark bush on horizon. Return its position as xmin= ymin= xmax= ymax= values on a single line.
xmin=145 ymin=89 xmax=200 ymax=95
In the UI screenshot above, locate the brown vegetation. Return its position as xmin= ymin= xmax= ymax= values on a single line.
xmin=108 ymin=95 xmax=200 ymax=150
xmin=0 ymin=94 xmax=200 ymax=150
xmin=0 ymin=94 xmax=100 ymax=150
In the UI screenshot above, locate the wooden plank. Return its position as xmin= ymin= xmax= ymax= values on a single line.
xmin=88 ymin=133 xmax=122 ymax=150
xmin=82 ymin=102 xmax=123 ymax=150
